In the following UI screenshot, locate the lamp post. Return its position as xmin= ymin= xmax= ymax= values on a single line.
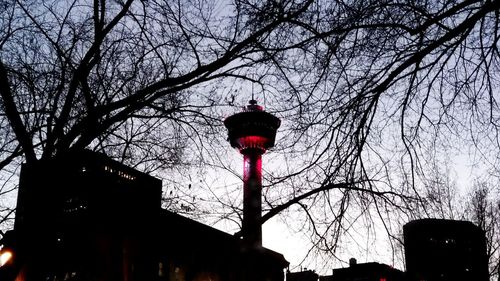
xmin=224 ymin=100 xmax=281 ymax=249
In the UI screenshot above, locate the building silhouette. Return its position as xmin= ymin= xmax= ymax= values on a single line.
xmin=404 ymin=218 xmax=489 ymax=281
xmin=0 ymin=153 xmax=492 ymax=281
xmin=0 ymin=150 xmax=288 ymax=281
xmin=284 ymin=218 xmax=492 ymax=281
xmin=286 ymin=269 xmax=318 ymax=281
xmin=319 ymin=258 xmax=405 ymax=281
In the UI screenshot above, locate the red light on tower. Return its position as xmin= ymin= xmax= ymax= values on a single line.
xmin=224 ymin=100 xmax=281 ymax=249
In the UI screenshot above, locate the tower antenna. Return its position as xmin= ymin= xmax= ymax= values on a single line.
xmin=251 ymin=79 xmax=255 ymax=101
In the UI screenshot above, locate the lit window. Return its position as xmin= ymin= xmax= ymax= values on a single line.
xmin=159 ymin=262 xmax=164 ymax=277
xmin=445 ymin=238 xmax=455 ymax=244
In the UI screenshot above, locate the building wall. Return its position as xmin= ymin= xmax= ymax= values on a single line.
xmin=319 ymin=261 xmax=406 ymax=281
xmin=404 ymin=219 xmax=489 ymax=281
xmin=5 ymin=150 xmax=288 ymax=281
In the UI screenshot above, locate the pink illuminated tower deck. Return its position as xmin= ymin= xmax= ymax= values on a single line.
xmin=224 ymin=100 xmax=281 ymax=249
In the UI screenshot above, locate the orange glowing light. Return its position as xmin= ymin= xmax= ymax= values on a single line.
xmin=0 ymin=250 xmax=13 ymax=267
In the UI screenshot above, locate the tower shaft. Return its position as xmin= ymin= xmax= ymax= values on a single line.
xmin=242 ymin=151 xmax=263 ymax=248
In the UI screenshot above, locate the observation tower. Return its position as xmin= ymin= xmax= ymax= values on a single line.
xmin=224 ymin=100 xmax=281 ymax=249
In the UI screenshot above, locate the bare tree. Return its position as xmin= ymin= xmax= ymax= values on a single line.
xmin=407 ymin=165 xmax=500 ymax=281
xmin=464 ymin=182 xmax=500 ymax=281
xmin=1 ymin=0 xmax=500 ymax=272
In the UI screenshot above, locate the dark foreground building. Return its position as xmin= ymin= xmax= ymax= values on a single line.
xmin=319 ymin=259 xmax=405 ymax=281
xmin=0 ymin=150 xmax=288 ymax=281
xmin=404 ymin=218 xmax=489 ymax=281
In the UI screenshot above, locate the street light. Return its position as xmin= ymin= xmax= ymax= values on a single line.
xmin=0 ymin=249 xmax=13 ymax=267
xmin=0 ymin=230 xmax=16 ymax=268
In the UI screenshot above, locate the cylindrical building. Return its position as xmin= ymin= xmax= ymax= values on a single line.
xmin=404 ymin=218 xmax=489 ymax=281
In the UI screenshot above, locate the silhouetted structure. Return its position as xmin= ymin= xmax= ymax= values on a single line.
xmin=404 ymin=218 xmax=489 ymax=281
xmin=0 ymin=150 xmax=288 ymax=281
xmin=286 ymin=269 xmax=318 ymax=281
xmin=319 ymin=258 xmax=405 ymax=281
xmin=224 ymin=100 xmax=280 ymax=249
